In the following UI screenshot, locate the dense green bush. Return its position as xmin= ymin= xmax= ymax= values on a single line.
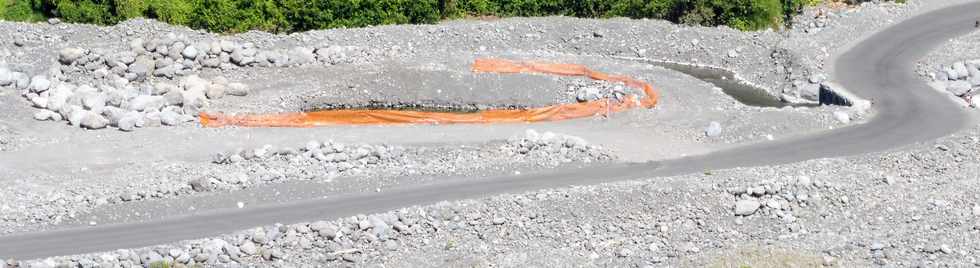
xmin=0 ymin=0 xmax=841 ymax=33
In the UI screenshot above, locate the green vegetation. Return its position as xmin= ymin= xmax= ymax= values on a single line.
xmin=0 ymin=0 xmax=872 ymax=33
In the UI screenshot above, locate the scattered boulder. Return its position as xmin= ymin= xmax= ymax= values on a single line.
xmin=227 ymin=83 xmax=249 ymax=96
xmin=705 ymin=121 xmax=722 ymax=137
xmin=952 ymin=62 xmax=969 ymax=80
xmin=182 ymin=45 xmax=199 ymax=59
xmin=11 ymin=72 xmax=29 ymax=90
xmin=79 ymin=113 xmax=109 ymax=130
xmin=575 ymin=87 xmax=600 ymax=102
xmin=33 ymin=110 xmax=62 ymax=121
xmin=734 ymin=199 xmax=761 ymax=216
xmin=206 ymin=83 xmax=226 ymax=99
xmin=58 ymin=47 xmax=86 ymax=65
xmin=128 ymin=56 xmax=156 ymax=79
xmin=117 ymin=113 xmax=143 ymax=132
xmin=127 ymin=95 xmax=166 ymax=112
xmin=947 ymin=80 xmax=972 ymax=96
xmin=0 ymin=67 xmax=12 ymax=86
xmin=159 ymin=110 xmax=181 ymax=126
xmin=28 ymin=75 xmax=51 ymax=93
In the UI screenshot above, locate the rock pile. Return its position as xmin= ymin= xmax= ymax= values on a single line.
xmin=503 ymin=130 xmax=612 ymax=164
xmin=932 ymin=60 xmax=980 ymax=104
xmin=797 ymin=8 xmax=835 ymax=34
xmin=564 ymin=79 xmax=638 ymax=103
xmin=17 ymin=33 xmax=384 ymax=131
xmin=769 ymin=48 xmax=824 ymax=104
xmin=728 ymin=175 xmax=845 ymax=222
xmin=212 ymin=141 xmax=401 ymax=181
xmin=207 ymin=131 xmax=611 ymax=190
xmin=60 ymin=34 xmax=378 ymax=81
xmin=18 ymin=71 xmax=246 ymax=131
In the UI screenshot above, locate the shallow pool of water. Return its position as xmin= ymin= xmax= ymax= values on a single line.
xmin=649 ymin=61 xmax=815 ymax=108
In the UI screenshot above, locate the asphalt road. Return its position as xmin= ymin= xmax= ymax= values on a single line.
xmin=2 ymin=1 xmax=980 ymax=260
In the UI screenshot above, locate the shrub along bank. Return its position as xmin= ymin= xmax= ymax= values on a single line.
xmin=1 ymin=0 xmax=864 ymax=33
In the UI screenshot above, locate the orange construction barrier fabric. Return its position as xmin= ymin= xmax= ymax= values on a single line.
xmin=200 ymin=58 xmax=659 ymax=127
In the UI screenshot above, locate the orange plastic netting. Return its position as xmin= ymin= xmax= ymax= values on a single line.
xmin=199 ymin=58 xmax=659 ymax=127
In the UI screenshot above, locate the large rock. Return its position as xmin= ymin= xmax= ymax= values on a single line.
xmin=80 ymin=113 xmax=109 ymax=130
xmin=239 ymin=241 xmax=257 ymax=255
xmin=103 ymin=106 xmax=128 ymax=125
xmin=734 ymin=199 xmax=761 ymax=216
xmin=153 ymin=82 xmax=178 ymax=96
xmin=288 ymin=47 xmax=316 ymax=65
xmin=800 ymin=83 xmax=820 ymax=100
xmin=188 ymin=177 xmax=213 ymax=192
xmin=169 ymin=41 xmax=186 ymax=60
xmin=310 ymin=221 xmax=338 ymax=239
xmin=945 ymin=67 xmax=960 ymax=80
xmin=163 ymin=90 xmax=184 ymax=106
xmin=201 ymin=58 xmax=220 ymax=68
xmin=28 ymin=75 xmax=51 ymax=93
xmin=0 ymin=67 xmax=12 ymax=86
xmin=153 ymin=65 xmax=176 ymax=79
xmin=575 ymin=87 xmax=600 ymax=102
xmin=111 ymin=51 xmax=137 ymax=67
xmin=117 ymin=112 xmax=143 ymax=131
xmin=230 ymin=48 xmax=256 ymax=66
xmin=953 ymin=62 xmax=969 ymax=80
xmin=182 ymin=75 xmax=209 ymax=92
xmin=206 ymin=83 xmax=226 ymax=99
xmin=947 ymin=80 xmax=972 ymax=96
xmin=181 ymin=92 xmax=207 ymax=114
xmin=705 ymin=121 xmax=722 ymax=137
xmin=33 ymin=110 xmax=62 ymax=121
xmin=159 ymin=110 xmax=181 ymax=126
xmin=226 ymin=83 xmax=249 ymax=96
xmin=126 ymin=95 xmax=166 ymax=112
xmin=12 ymin=72 xmax=29 ymax=90
xmin=58 ymin=47 xmax=86 ymax=65
xmin=82 ymin=93 xmax=107 ymax=111
xmin=220 ymin=40 xmax=237 ymax=53
xmin=128 ymin=56 xmax=156 ymax=79
xmin=182 ymin=45 xmax=199 ymax=59
xmin=970 ymin=74 xmax=980 ymax=87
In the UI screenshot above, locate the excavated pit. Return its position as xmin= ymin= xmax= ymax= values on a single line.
xmin=298 ymin=64 xmax=574 ymax=113
xmin=200 ymin=58 xmax=659 ymax=127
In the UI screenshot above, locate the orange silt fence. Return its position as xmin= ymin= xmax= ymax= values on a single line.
xmin=199 ymin=58 xmax=659 ymax=127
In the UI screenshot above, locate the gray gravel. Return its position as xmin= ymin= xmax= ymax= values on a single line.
xmin=5 ymin=0 xmax=979 ymax=266
xmin=23 ymin=122 xmax=980 ymax=267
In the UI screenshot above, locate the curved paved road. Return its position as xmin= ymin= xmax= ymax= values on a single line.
xmin=2 ymin=2 xmax=980 ymax=260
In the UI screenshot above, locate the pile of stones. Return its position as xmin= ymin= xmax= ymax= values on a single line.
xmin=564 ymin=79 xmax=638 ymax=103
xmin=729 ymin=175 xmax=846 ymax=222
xmin=931 ymin=60 xmax=980 ymax=105
xmin=212 ymin=140 xmax=402 ymax=178
xmin=58 ymin=34 xmax=379 ymax=82
xmin=503 ymin=130 xmax=612 ymax=164
xmin=21 ymin=70 xmax=247 ymax=131
xmin=16 ymin=32 xmax=385 ymax=132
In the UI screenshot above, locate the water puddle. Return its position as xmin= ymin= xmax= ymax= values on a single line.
xmin=649 ymin=61 xmax=817 ymax=108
